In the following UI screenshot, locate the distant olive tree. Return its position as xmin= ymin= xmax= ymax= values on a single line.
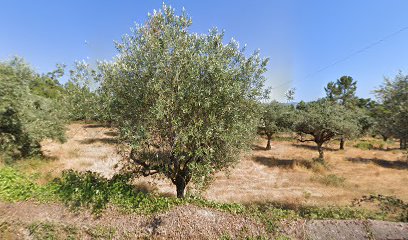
xmin=325 ymin=76 xmax=357 ymax=149
xmin=99 ymin=5 xmax=268 ymax=197
xmin=64 ymin=61 xmax=103 ymax=121
xmin=259 ymin=101 xmax=294 ymax=150
xmin=294 ymin=100 xmax=360 ymax=161
xmin=374 ymin=72 xmax=408 ymax=149
xmin=371 ymin=104 xmax=394 ymax=142
xmin=29 ymin=63 xmax=66 ymax=99
xmin=0 ymin=57 xmax=65 ymax=161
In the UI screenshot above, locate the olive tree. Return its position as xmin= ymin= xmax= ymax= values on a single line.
xmin=259 ymin=101 xmax=294 ymax=150
xmin=325 ymin=76 xmax=357 ymax=149
xmin=63 ymin=61 xmax=102 ymax=121
xmin=99 ymin=5 xmax=268 ymax=198
xmin=0 ymin=57 xmax=65 ymax=160
xmin=374 ymin=72 xmax=408 ymax=149
xmin=294 ymin=100 xmax=360 ymax=161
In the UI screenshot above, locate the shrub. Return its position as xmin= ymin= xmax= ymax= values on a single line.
xmin=354 ymin=142 xmax=374 ymax=150
xmin=0 ymin=167 xmax=56 ymax=201
xmin=299 ymin=205 xmax=382 ymax=220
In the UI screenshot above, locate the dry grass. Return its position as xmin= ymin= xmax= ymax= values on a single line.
xmin=14 ymin=123 xmax=123 ymax=182
xmin=18 ymin=123 xmax=407 ymax=208
xmin=205 ymin=136 xmax=408 ymax=207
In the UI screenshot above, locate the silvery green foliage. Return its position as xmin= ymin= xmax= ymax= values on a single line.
xmin=100 ymin=4 xmax=268 ymax=197
xmin=0 ymin=57 xmax=65 ymax=160
xmin=64 ymin=61 xmax=101 ymax=121
xmin=374 ymin=72 xmax=408 ymax=149
xmin=294 ymin=100 xmax=360 ymax=160
xmin=259 ymin=101 xmax=294 ymax=149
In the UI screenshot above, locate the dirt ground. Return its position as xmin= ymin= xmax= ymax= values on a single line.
xmin=0 ymin=201 xmax=265 ymax=239
xmin=38 ymin=123 xmax=407 ymax=207
xmin=1 ymin=201 xmax=407 ymax=239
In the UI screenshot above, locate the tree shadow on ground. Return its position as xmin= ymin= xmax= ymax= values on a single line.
xmin=104 ymin=131 xmax=119 ymax=137
xmin=292 ymin=144 xmax=339 ymax=152
xmin=347 ymin=157 xmax=408 ymax=170
xmin=251 ymin=144 xmax=267 ymax=151
xmin=253 ymin=156 xmax=317 ymax=169
xmin=252 ymin=156 xmax=296 ymax=168
xmin=77 ymin=138 xmax=118 ymax=145
xmin=83 ymin=124 xmax=107 ymax=129
xmin=371 ymin=147 xmax=401 ymax=152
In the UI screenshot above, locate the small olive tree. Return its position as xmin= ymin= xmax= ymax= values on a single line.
xmin=100 ymin=5 xmax=268 ymax=197
xmin=294 ymin=100 xmax=360 ymax=161
xmin=259 ymin=101 xmax=294 ymax=150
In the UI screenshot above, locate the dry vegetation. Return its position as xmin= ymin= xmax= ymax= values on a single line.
xmin=207 ymin=136 xmax=407 ymax=206
xmin=28 ymin=123 xmax=407 ymax=208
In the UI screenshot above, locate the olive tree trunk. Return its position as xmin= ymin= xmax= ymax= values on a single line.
xmin=401 ymin=138 xmax=407 ymax=150
xmin=175 ymin=168 xmax=191 ymax=198
xmin=266 ymin=134 xmax=272 ymax=150
xmin=339 ymin=137 xmax=345 ymax=150
xmin=317 ymin=142 xmax=324 ymax=161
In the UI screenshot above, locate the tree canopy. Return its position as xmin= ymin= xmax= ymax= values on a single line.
xmin=0 ymin=57 xmax=65 ymax=161
xmin=294 ymin=100 xmax=360 ymax=160
xmin=259 ymin=101 xmax=294 ymax=150
xmin=374 ymin=72 xmax=408 ymax=149
xmin=98 ymin=5 xmax=268 ymax=197
xmin=325 ymin=76 xmax=357 ymax=107
xmin=325 ymin=75 xmax=358 ymax=149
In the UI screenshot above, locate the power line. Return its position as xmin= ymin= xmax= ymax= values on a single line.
xmin=271 ymin=25 xmax=408 ymax=90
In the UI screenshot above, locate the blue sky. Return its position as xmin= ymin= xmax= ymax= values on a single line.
xmin=1 ymin=1 xmax=408 ymax=101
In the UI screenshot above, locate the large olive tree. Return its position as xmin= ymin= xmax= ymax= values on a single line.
xmin=100 ymin=5 xmax=268 ymax=198
xmin=294 ymin=100 xmax=360 ymax=161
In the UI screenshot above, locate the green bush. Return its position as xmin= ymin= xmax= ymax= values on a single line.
xmin=54 ymin=170 xmax=247 ymax=215
xmin=55 ymin=170 xmax=171 ymax=214
xmin=299 ymin=206 xmax=382 ymax=220
xmin=0 ymin=167 xmax=56 ymax=201
xmin=354 ymin=142 xmax=374 ymax=150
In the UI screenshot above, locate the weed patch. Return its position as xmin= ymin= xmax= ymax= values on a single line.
xmin=354 ymin=142 xmax=374 ymax=150
xmin=0 ymin=167 xmax=56 ymax=202
xmin=353 ymin=194 xmax=408 ymax=222
xmin=311 ymin=174 xmax=345 ymax=187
